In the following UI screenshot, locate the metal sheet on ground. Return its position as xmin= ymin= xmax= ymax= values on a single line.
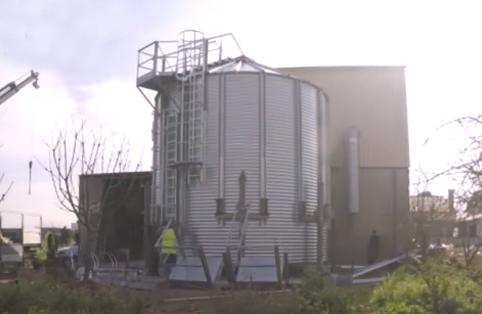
xmin=0 ymin=244 xmax=23 ymax=262
xmin=353 ymin=254 xmax=404 ymax=278
xmin=236 ymin=257 xmax=280 ymax=283
xmin=169 ymin=257 xmax=223 ymax=283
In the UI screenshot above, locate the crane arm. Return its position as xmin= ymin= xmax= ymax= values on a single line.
xmin=0 ymin=70 xmax=40 ymax=106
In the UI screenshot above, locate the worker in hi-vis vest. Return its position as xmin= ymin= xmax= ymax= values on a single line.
xmin=160 ymin=224 xmax=178 ymax=273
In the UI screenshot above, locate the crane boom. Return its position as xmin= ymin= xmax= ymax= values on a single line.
xmin=0 ymin=70 xmax=40 ymax=106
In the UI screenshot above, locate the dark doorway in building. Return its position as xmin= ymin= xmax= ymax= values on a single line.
xmin=98 ymin=175 xmax=148 ymax=261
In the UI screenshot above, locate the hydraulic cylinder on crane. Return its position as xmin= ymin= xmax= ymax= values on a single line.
xmin=0 ymin=70 xmax=40 ymax=106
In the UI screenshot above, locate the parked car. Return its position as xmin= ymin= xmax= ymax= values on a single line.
xmin=0 ymin=262 xmax=19 ymax=284
xmin=57 ymin=243 xmax=78 ymax=261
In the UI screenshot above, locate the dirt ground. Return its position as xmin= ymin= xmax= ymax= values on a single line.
xmin=18 ymin=268 xmax=292 ymax=313
xmin=131 ymin=288 xmax=293 ymax=313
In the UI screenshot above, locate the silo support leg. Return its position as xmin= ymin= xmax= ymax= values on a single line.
xmin=274 ymin=245 xmax=282 ymax=287
xmin=198 ymin=247 xmax=213 ymax=287
xmin=223 ymin=247 xmax=236 ymax=283
xmin=283 ymin=253 xmax=290 ymax=285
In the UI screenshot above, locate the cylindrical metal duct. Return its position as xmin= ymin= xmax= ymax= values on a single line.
xmin=345 ymin=127 xmax=360 ymax=214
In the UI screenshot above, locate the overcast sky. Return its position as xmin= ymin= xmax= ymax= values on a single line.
xmin=1 ymin=0 xmax=481 ymax=227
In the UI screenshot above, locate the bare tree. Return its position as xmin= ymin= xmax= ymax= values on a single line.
xmin=38 ymin=119 xmax=143 ymax=280
xmin=423 ymin=115 xmax=482 ymax=267
xmin=409 ymin=191 xmax=456 ymax=261
xmin=0 ymin=143 xmax=13 ymax=205
xmin=407 ymin=167 xmax=457 ymax=262
xmin=0 ymin=173 xmax=13 ymax=205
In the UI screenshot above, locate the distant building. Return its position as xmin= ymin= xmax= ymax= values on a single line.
xmin=458 ymin=213 xmax=482 ymax=239
xmin=409 ymin=190 xmax=457 ymax=240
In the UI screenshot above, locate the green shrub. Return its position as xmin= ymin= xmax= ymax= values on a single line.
xmin=371 ymin=301 xmax=426 ymax=314
xmin=295 ymin=272 xmax=355 ymax=314
xmin=213 ymin=291 xmax=299 ymax=314
xmin=209 ymin=271 xmax=355 ymax=314
xmin=371 ymin=258 xmax=482 ymax=314
xmin=0 ymin=282 xmax=146 ymax=314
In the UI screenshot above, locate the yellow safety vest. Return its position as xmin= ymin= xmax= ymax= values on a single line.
xmin=161 ymin=228 xmax=177 ymax=255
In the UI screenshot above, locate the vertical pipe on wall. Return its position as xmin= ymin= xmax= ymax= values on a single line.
xmin=143 ymin=181 xmax=152 ymax=275
xmin=325 ymin=97 xmax=332 ymax=263
xmin=391 ymin=169 xmax=398 ymax=257
xmin=177 ymin=168 xmax=186 ymax=236
xmin=294 ymin=80 xmax=305 ymax=217
xmin=259 ymin=72 xmax=268 ymax=216
xmin=316 ymin=90 xmax=323 ymax=272
xmin=160 ymin=107 xmax=167 ymax=224
xmin=316 ymin=90 xmax=331 ymax=269
xmin=320 ymin=93 xmax=330 ymax=209
xmin=201 ymin=39 xmax=209 ymax=182
xmin=345 ymin=127 xmax=360 ymax=214
xmin=216 ymin=73 xmax=226 ymax=216
xmin=324 ymin=94 xmax=332 ymax=213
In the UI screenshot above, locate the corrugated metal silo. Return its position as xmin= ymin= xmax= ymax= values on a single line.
xmin=137 ymin=31 xmax=330 ymax=265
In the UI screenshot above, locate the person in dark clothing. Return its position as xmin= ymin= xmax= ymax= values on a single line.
xmin=436 ymin=238 xmax=442 ymax=247
xmin=367 ymin=230 xmax=380 ymax=265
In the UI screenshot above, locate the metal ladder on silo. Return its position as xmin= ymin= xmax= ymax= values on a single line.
xmin=175 ymin=33 xmax=206 ymax=184
xmin=163 ymin=111 xmax=178 ymax=222
xmin=187 ymin=72 xmax=205 ymax=183
xmin=151 ymin=108 xmax=163 ymax=224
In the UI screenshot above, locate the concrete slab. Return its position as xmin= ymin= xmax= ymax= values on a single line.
xmin=169 ymin=257 xmax=223 ymax=283
xmin=236 ymin=257 xmax=281 ymax=283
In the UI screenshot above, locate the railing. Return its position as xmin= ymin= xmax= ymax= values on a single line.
xmin=136 ymin=33 xmax=245 ymax=83
xmin=72 ymin=251 xmax=120 ymax=281
xmin=137 ymin=41 xmax=179 ymax=80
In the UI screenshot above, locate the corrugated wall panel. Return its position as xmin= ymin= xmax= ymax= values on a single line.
xmin=301 ymin=83 xmax=318 ymax=216
xmin=224 ymin=74 xmax=260 ymax=214
xmin=183 ymin=73 xmax=322 ymax=263
xmin=186 ymin=75 xmax=229 ymax=256
xmin=247 ymin=76 xmax=296 ymax=257
xmin=301 ymin=83 xmax=319 ymax=263
xmin=243 ymin=75 xmax=316 ymax=263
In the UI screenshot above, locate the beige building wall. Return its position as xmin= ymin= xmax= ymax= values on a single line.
xmin=78 ymin=175 xmax=104 ymax=259
xmin=279 ymin=66 xmax=410 ymax=265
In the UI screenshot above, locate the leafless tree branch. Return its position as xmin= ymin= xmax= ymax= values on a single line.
xmin=36 ymin=117 xmax=144 ymax=280
xmin=422 ymin=115 xmax=482 ymax=211
xmin=420 ymin=114 xmax=482 ymax=267
xmin=0 ymin=144 xmax=14 ymax=205
xmin=0 ymin=173 xmax=13 ymax=205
